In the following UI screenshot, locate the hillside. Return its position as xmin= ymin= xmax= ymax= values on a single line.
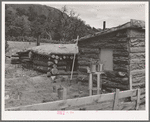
xmin=5 ymin=4 xmax=99 ymax=43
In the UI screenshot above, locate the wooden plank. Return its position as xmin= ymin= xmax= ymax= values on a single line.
xmin=89 ymin=73 xmax=93 ymax=96
xmin=132 ymin=94 xmax=145 ymax=101
xmin=6 ymin=89 xmax=137 ymax=111
xmin=119 ymin=102 xmax=136 ymax=110
xmin=119 ymin=101 xmax=136 ymax=110
xmin=136 ymin=89 xmax=141 ymax=110
xmin=66 ymin=101 xmax=114 ymax=110
xmin=113 ymin=89 xmax=120 ymax=110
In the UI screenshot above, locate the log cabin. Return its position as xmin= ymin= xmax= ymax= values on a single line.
xmin=77 ymin=19 xmax=145 ymax=92
xmin=17 ymin=44 xmax=79 ymax=76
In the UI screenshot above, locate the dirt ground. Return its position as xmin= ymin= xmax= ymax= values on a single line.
xmin=5 ymin=41 xmax=91 ymax=108
xmin=5 ymin=57 xmax=91 ymax=108
xmin=5 ymin=41 xmax=145 ymax=110
xmin=5 ymin=63 xmax=89 ymax=108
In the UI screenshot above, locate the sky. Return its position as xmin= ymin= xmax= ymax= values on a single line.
xmin=41 ymin=2 xmax=146 ymax=29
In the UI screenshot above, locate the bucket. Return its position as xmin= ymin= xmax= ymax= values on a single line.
xmin=57 ymin=87 xmax=63 ymax=99
xmin=97 ymin=64 xmax=103 ymax=72
xmin=90 ymin=64 xmax=96 ymax=72
xmin=47 ymin=72 xmax=51 ymax=77
xmin=57 ymin=87 xmax=67 ymax=100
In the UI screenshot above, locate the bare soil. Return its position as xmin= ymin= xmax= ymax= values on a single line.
xmin=5 ymin=65 xmax=89 ymax=108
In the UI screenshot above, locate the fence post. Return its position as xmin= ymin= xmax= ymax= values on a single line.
xmin=89 ymin=73 xmax=93 ymax=96
xmin=129 ymin=74 xmax=133 ymax=101
xmin=136 ymin=88 xmax=141 ymax=110
xmin=113 ymin=89 xmax=120 ymax=110
xmin=97 ymin=73 xmax=100 ymax=94
xmin=129 ymin=74 xmax=133 ymax=90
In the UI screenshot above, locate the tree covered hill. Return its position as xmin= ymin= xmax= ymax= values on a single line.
xmin=5 ymin=4 xmax=99 ymax=43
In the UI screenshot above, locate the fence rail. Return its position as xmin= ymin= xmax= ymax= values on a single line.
xmin=6 ymin=88 xmax=145 ymax=111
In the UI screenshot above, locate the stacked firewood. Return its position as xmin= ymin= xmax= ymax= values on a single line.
xmin=31 ymin=53 xmax=77 ymax=75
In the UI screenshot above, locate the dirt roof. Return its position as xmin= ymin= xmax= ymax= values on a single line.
xmin=78 ymin=19 xmax=145 ymax=42
xmin=30 ymin=44 xmax=78 ymax=55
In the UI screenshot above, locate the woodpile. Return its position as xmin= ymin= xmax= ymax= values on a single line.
xmin=30 ymin=53 xmax=78 ymax=76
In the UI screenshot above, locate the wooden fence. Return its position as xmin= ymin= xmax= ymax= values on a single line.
xmin=6 ymin=88 xmax=145 ymax=111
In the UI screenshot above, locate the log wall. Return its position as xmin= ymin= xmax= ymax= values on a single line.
xmin=31 ymin=53 xmax=78 ymax=75
xmin=78 ymin=28 xmax=145 ymax=91
xmin=128 ymin=29 xmax=145 ymax=89
xmin=78 ymin=29 xmax=130 ymax=91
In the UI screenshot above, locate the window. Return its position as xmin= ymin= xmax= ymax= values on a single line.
xmin=99 ymin=49 xmax=113 ymax=71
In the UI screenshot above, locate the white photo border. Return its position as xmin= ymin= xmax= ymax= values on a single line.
xmin=1 ymin=1 xmax=149 ymax=120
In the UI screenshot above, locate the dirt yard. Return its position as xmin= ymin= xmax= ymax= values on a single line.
xmin=5 ymin=64 xmax=89 ymax=108
xmin=5 ymin=41 xmax=91 ymax=108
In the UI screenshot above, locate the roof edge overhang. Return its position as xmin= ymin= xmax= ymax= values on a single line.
xmin=78 ymin=19 xmax=145 ymax=42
